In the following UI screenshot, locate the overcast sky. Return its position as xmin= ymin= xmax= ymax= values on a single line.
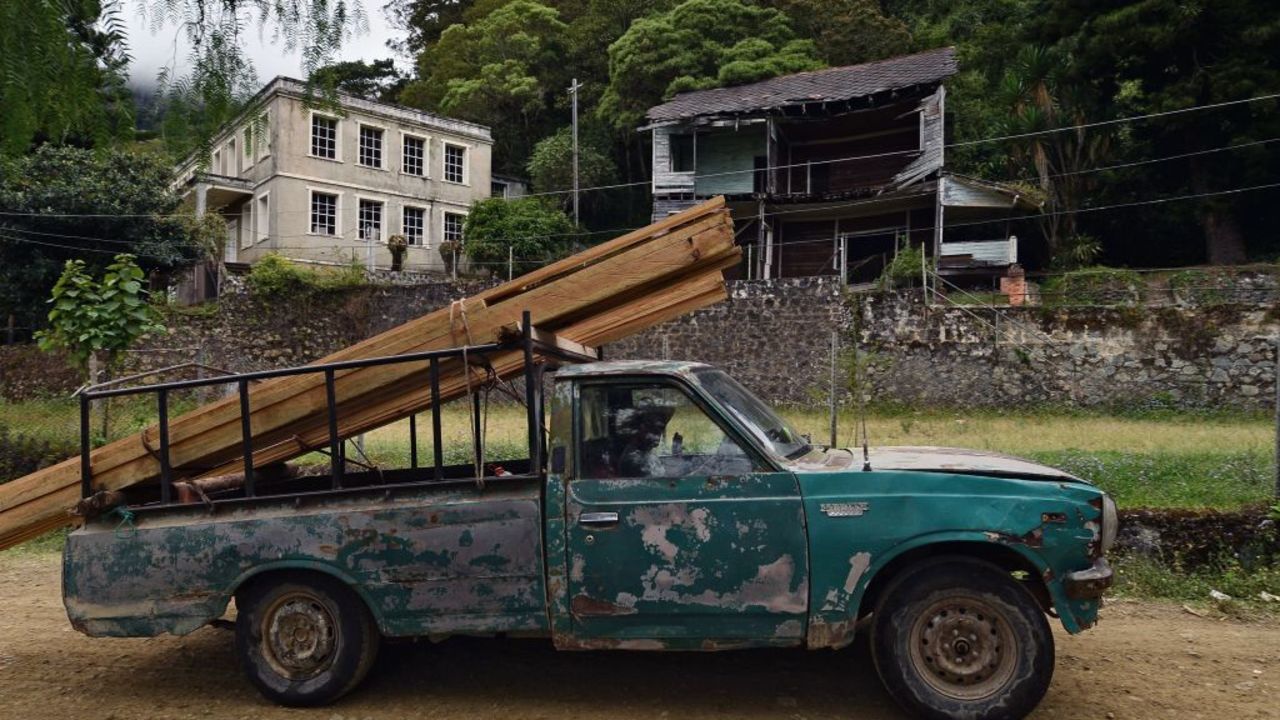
xmin=121 ymin=0 xmax=403 ymax=89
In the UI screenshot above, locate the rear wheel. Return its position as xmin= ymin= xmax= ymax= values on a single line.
xmin=870 ymin=557 xmax=1054 ymax=720
xmin=235 ymin=574 xmax=380 ymax=706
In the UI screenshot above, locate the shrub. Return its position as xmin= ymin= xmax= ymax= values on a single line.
xmin=1040 ymin=266 xmax=1145 ymax=306
xmin=878 ymin=245 xmax=925 ymax=290
xmin=462 ymin=197 xmax=575 ymax=275
xmin=245 ymin=254 xmax=367 ymax=297
xmin=0 ymin=423 xmax=75 ymax=485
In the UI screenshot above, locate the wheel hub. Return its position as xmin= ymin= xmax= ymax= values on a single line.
xmin=910 ymin=597 xmax=1016 ymax=700
xmin=263 ymin=595 xmax=337 ymax=679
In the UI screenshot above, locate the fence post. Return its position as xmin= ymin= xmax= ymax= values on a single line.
xmin=829 ymin=331 xmax=839 ymax=449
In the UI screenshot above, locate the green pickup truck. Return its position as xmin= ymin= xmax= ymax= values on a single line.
xmin=64 ymin=342 xmax=1115 ymax=720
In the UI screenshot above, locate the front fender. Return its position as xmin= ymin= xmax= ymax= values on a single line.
xmin=806 ymin=530 xmax=1092 ymax=649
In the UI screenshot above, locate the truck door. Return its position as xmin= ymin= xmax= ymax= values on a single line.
xmin=564 ymin=379 xmax=808 ymax=646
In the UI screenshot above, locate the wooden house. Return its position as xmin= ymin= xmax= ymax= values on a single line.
xmin=642 ymin=47 xmax=1041 ymax=283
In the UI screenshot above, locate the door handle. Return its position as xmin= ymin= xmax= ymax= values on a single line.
xmin=578 ymin=511 xmax=619 ymax=527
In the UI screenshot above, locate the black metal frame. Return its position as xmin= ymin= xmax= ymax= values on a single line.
xmin=78 ymin=311 xmax=596 ymax=505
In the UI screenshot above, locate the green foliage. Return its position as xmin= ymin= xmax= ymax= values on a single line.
xmin=765 ymin=0 xmax=912 ymax=66
xmin=1040 ymin=266 xmax=1146 ymax=306
xmin=401 ymin=0 xmax=570 ymax=173
xmin=1114 ymin=555 xmax=1280 ymax=613
xmin=0 ymin=145 xmax=200 ymax=333
xmin=878 ymin=245 xmax=926 ymax=289
xmin=527 ymin=125 xmax=618 ymax=210
xmin=245 ymin=254 xmax=368 ymax=298
xmin=1028 ymin=449 xmax=1274 ymax=509
xmin=0 ymin=423 xmax=76 ymax=486
xmin=462 ymin=197 xmax=575 ymax=274
xmin=1051 ymin=234 xmax=1103 ymax=271
xmin=313 ymin=58 xmax=406 ymax=101
xmin=0 ymin=0 xmax=133 ymax=155
xmin=35 ymin=255 xmax=164 ymax=371
xmin=598 ymin=0 xmax=824 ymax=131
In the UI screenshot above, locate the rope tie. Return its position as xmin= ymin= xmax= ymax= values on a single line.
xmin=109 ymin=505 xmax=137 ymax=540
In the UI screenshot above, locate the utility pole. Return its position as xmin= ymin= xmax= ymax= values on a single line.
xmin=568 ymin=77 xmax=582 ymax=227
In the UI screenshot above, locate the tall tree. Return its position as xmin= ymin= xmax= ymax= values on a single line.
xmin=1032 ymin=0 xmax=1280 ymax=264
xmin=0 ymin=0 xmax=133 ymax=154
xmin=399 ymin=0 xmax=570 ymax=173
xmin=598 ymin=0 xmax=824 ymax=132
xmin=766 ymin=0 xmax=911 ymax=67
xmin=313 ymin=58 xmax=407 ymax=101
xmin=0 ymin=146 xmax=204 ymax=334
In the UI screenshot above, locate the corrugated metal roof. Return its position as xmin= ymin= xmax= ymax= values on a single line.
xmin=645 ymin=47 xmax=958 ymax=124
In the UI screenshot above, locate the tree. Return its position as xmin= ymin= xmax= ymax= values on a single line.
xmin=527 ymin=125 xmax=618 ymax=214
xmin=462 ymin=197 xmax=575 ymax=274
xmin=313 ymin=59 xmax=407 ymax=101
xmin=0 ymin=0 xmax=133 ymax=154
xmin=1029 ymin=0 xmax=1280 ymax=265
xmin=400 ymin=1 xmax=570 ymax=172
xmin=995 ymin=46 xmax=1110 ymax=257
xmin=766 ymin=0 xmax=911 ymax=67
xmin=0 ymin=146 xmax=203 ymax=334
xmin=35 ymin=255 xmax=163 ymax=377
xmin=598 ymin=0 xmax=824 ymax=132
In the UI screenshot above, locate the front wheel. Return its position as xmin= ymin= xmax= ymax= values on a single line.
xmin=870 ymin=557 xmax=1054 ymax=720
xmin=235 ymin=573 xmax=380 ymax=706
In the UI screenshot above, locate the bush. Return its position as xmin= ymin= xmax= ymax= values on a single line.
xmin=878 ymin=245 xmax=926 ymax=290
xmin=462 ymin=198 xmax=575 ymax=275
xmin=1040 ymin=266 xmax=1146 ymax=306
xmin=0 ymin=423 xmax=75 ymax=485
xmin=245 ymin=254 xmax=367 ymax=297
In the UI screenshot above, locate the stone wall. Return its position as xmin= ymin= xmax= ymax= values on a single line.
xmin=611 ymin=278 xmax=1280 ymax=410
xmin=7 ymin=273 xmax=1279 ymax=411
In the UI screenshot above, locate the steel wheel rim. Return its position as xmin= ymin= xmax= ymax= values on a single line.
xmin=260 ymin=591 xmax=339 ymax=680
xmin=908 ymin=595 xmax=1018 ymax=701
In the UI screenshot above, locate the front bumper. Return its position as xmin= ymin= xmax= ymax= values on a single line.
xmin=1064 ymin=557 xmax=1113 ymax=599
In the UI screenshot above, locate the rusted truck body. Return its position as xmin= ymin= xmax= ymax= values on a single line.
xmin=64 ymin=345 xmax=1115 ymax=720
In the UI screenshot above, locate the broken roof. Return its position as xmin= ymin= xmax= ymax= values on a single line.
xmin=645 ymin=47 xmax=958 ymax=124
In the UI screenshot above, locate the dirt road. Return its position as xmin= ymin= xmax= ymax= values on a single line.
xmin=1 ymin=553 xmax=1276 ymax=720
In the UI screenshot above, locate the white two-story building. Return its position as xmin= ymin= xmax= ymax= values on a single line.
xmin=173 ymin=77 xmax=494 ymax=272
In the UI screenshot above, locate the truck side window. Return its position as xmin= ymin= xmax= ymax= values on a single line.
xmin=579 ymin=383 xmax=756 ymax=480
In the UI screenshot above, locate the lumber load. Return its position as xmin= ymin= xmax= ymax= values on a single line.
xmin=0 ymin=197 xmax=739 ymax=550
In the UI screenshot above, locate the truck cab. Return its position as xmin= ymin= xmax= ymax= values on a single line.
xmin=64 ymin=355 xmax=1115 ymax=720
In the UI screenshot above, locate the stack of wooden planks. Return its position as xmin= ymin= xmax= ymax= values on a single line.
xmin=0 ymin=197 xmax=738 ymax=550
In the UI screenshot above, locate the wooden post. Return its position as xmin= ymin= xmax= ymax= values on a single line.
xmin=829 ymin=331 xmax=839 ymax=449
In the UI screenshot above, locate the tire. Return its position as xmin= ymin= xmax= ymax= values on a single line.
xmin=235 ymin=573 xmax=381 ymax=707
xmin=870 ymin=556 xmax=1054 ymax=720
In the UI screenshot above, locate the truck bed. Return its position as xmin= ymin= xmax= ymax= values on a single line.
xmin=63 ymin=470 xmax=549 ymax=639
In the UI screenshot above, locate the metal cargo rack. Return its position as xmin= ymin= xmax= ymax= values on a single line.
xmin=77 ymin=310 xmax=599 ymax=513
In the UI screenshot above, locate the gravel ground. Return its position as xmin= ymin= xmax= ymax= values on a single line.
xmin=1 ymin=552 xmax=1276 ymax=719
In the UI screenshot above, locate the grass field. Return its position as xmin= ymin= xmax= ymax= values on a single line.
xmin=3 ymin=398 xmax=1275 ymax=509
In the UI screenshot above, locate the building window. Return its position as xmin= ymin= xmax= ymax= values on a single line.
xmin=239 ymin=205 xmax=252 ymax=250
xmin=443 ymin=143 xmax=466 ymax=184
xmin=310 ymin=191 xmax=338 ymax=235
xmin=670 ymin=133 xmax=694 ymax=172
xmin=256 ymin=194 xmax=269 ymax=241
xmin=443 ymin=211 xmax=465 ymax=243
xmin=243 ymin=128 xmax=254 ymax=167
xmin=403 ymin=206 xmax=426 ymax=246
xmin=358 ymin=125 xmax=384 ymax=168
xmin=491 ymin=180 xmax=508 ymax=198
xmin=402 ymin=135 xmax=425 ymax=176
xmin=358 ymin=199 xmax=384 ymax=242
xmin=311 ymin=115 xmax=338 ymax=159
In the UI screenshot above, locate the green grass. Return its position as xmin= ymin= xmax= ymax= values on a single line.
xmin=3 ymin=399 xmax=1275 ymax=509
xmin=1113 ymin=554 xmax=1280 ymax=617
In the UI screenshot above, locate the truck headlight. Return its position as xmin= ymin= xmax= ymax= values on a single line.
xmin=1099 ymin=494 xmax=1118 ymax=555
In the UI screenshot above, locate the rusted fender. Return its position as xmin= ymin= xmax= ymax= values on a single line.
xmin=800 ymin=469 xmax=1105 ymax=649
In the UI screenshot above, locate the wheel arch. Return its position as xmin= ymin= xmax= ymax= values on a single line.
xmin=227 ymin=561 xmax=389 ymax=634
xmin=807 ymin=532 xmax=1055 ymax=650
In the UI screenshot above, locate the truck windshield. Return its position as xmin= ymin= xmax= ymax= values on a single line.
xmin=694 ymin=368 xmax=810 ymax=459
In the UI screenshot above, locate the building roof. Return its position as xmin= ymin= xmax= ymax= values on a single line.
xmin=645 ymin=47 xmax=958 ymax=124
